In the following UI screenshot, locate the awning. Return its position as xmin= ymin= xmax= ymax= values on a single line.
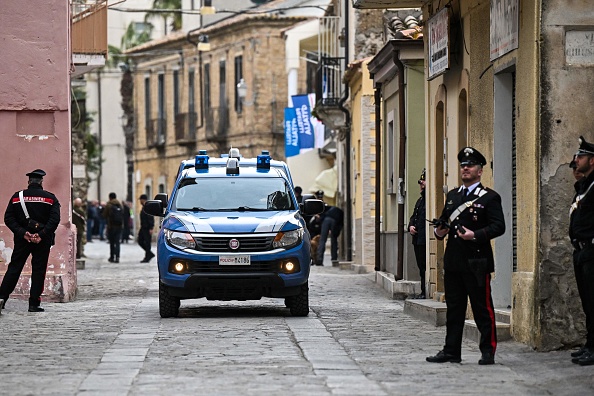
xmin=309 ymin=166 xmax=337 ymax=198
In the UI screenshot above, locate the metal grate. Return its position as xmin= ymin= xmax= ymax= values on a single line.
xmin=512 ymin=72 xmax=518 ymax=272
xmin=187 ymin=260 xmax=278 ymax=273
xmin=193 ymin=235 xmax=275 ymax=252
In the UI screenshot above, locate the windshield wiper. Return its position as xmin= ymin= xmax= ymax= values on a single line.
xmin=177 ymin=207 xmax=207 ymax=211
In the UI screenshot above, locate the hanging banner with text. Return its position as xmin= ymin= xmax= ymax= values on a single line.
xmin=284 ymin=107 xmax=300 ymax=158
xmin=427 ymin=7 xmax=450 ymax=80
xmin=291 ymin=94 xmax=315 ymax=151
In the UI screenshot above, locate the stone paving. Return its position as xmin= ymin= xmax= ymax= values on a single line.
xmin=0 ymin=240 xmax=593 ymax=395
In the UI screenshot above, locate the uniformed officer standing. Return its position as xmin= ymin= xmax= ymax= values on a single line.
xmin=569 ymin=136 xmax=594 ymax=366
xmin=138 ymin=194 xmax=155 ymax=263
xmin=408 ymin=169 xmax=427 ymax=299
xmin=426 ymin=147 xmax=505 ymax=365
xmin=0 ymin=169 xmax=60 ymax=313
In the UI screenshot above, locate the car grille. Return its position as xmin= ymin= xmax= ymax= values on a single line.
xmin=187 ymin=260 xmax=278 ymax=273
xmin=193 ymin=235 xmax=275 ymax=252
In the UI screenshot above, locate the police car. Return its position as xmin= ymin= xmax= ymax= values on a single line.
xmin=143 ymin=149 xmax=324 ymax=318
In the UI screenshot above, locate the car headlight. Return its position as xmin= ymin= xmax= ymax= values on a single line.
xmin=273 ymin=228 xmax=303 ymax=249
xmin=165 ymin=229 xmax=196 ymax=250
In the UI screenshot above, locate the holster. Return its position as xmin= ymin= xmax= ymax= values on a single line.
xmin=27 ymin=218 xmax=45 ymax=233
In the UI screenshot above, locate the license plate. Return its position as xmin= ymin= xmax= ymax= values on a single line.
xmin=219 ymin=255 xmax=251 ymax=265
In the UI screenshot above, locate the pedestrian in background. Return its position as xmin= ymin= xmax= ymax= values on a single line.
xmin=103 ymin=192 xmax=123 ymax=263
xmin=97 ymin=201 xmax=106 ymax=241
xmin=408 ymin=169 xmax=427 ymax=299
xmin=138 ymin=194 xmax=155 ymax=263
xmin=0 ymin=169 xmax=60 ymax=313
xmin=569 ymin=136 xmax=594 ymax=366
xmin=72 ymin=197 xmax=86 ymax=259
xmin=86 ymin=200 xmax=98 ymax=242
xmin=121 ymin=200 xmax=131 ymax=243
xmin=294 ymin=186 xmax=304 ymax=204
xmin=316 ymin=205 xmax=344 ymax=266
xmin=426 ymin=147 xmax=505 ymax=365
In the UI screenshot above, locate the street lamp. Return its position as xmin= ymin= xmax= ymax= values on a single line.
xmin=236 ymin=78 xmax=256 ymax=106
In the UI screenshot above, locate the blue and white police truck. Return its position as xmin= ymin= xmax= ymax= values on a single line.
xmin=143 ymin=149 xmax=324 ymax=318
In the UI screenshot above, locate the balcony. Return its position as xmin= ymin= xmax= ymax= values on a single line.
xmin=352 ymin=0 xmax=423 ymax=9
xmin=175 ymin=112 xmax=198 ymax=146
xmin=147 ymin=118 xmax=166 ymax=149
xmin=71 ymin=0 xmax=107 ymax=77
xmin=205 ymin=106 xmax=229 ymax=143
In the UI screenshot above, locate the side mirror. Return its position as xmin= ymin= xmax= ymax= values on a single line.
xmin=154 ymin=193 xmax=168 ymax=208
xmin=143 ymin=200 xmax=165 ymax=217
xmin=302 ymin=199 xmax=325 ymax=215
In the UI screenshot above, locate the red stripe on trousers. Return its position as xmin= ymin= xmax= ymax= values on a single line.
xmin=485 ymin=274 xmax=497 ymax=354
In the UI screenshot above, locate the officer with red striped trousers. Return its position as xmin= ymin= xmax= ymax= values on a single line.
xmin=426 ymin=147 xmax=505 ymax=365
xmin=0 ymin=169 xmax=60 ymax=313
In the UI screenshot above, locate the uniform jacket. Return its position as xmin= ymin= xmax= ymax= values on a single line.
xmin=436 ymin=183 xmax=505 ymax=272
xmin=73 ymin=206 xmax=86 ymax=235
xmin=5 ymin=183 xmax=61 ymax=244
xmin=408 ymin=191 xmax=426 ymax=245
xmin=570 ymin=170 xmax=594 ymax=242
xmin=103 ymin=198 xmax=122 ymax=229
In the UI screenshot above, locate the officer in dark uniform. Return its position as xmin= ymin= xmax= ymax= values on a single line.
xmin=408 ymin=169 xmax=427 ymax=299
xmin=0 ymin=169 xmax=60 ymax=313
xmin=569 ymin=136 xmax=594 ymax=366
xmin=426 ymin=147 xmax=505 ymax=365
xmin=138 ymin=194 xmax=155 ymax=263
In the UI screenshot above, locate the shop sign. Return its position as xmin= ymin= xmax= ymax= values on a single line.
xmin=428 ymin=7 xmax=450 ymax=80
xmin=565 ymin=31 xmax=594 ymax=66
xmin=490 ymin=0 xmax=519 ymax=61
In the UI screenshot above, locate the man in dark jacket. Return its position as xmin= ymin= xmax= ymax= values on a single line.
xmin=103 ymin=192 xmax=123 ymax=263
xmin=0 ymin=169 xmax=60 ymax=313
xmin=426 ymin=147 xmax=505 ymax=365
xmin=408 ymin=169 xmax=426 ymax=298
xmin=138 ymin=194 xmax=155 ymax=263
xmin=569 ymin=136 xmax=594 ymax=366
xmin=316 ymin=205 xmax=344 ymax=266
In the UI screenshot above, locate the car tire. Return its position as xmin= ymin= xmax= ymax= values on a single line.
xmin=289 ymin=282 xmax=309 ymax=317
xmin=159 ymin=282 xmax=180 ymax=318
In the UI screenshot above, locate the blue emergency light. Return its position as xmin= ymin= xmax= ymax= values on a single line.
xmin=257 ymin=150 xmax=271 ymax=170
xmin=195 ymin=150 xmax=209 ymax=170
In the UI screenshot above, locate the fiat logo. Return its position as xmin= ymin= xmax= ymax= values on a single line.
xmin=229 ymin=238 xmax=240 ymax=250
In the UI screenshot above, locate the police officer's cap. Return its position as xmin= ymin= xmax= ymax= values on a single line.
xmin=457 ymin=147 xmax=487 ymax=166
xmin=575 ymin=136 xmax=594 ymax=156
xmin=418 ymin=168 xmax=426 ymax=184
xmin=26 ymin=169 xmax=46 ymax=178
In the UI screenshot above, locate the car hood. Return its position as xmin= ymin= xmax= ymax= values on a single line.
xmin=163 ymin=210 xmax=302 ymax=233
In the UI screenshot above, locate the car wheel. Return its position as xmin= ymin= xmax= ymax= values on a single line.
xmin=289 ymin=282 xmax=309 ymax=317
xmin=159 ymin=282 xmax=180 ymax=318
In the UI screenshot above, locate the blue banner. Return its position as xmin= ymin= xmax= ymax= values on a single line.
xmin=291 ymin=94 xmax=315 ymax=150
xmin=284 ymin=107 xmax=300 ymax=158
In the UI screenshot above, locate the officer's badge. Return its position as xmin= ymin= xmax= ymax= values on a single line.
xmin=464 ymin=147 xmax=474 ymax=157
xmin=447 ymin=200 xmax=453 ymax=204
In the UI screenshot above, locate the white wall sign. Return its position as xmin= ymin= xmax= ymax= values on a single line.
xmin=490 ymin=0 xmax=519 ymax=61
xmin=73 ymin=164 xmax=86 ymax=179
xmin=428 ymin=7 xmax=450 ymax=80
xmin=565 ymin=30 xmax=594 ymax=66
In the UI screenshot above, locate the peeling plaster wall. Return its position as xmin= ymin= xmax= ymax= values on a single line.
xmin=538 ymin=0 xmax=594 ymax=350
xmin=0 ymin=1 xmax=76 ymax=302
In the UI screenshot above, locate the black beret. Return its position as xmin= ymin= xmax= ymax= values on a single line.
xmin=576 ymin=135 xmax=594 ymax=156
xmin=139 ymin=194 xmax=148 ymax=200
xmin=457 ymin=147 xmax=487 ymax=166
xmin=26 ymin=169 xmax=46 ymax=178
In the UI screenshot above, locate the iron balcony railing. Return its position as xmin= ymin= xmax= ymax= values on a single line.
xmin=315 ymin=16 xmax=344 ymax=108
xmin=175 ymin=112 xmax=197 ymax=144
xmin=205 ymin=106 xmax=229 ymax=142
xmin=147 ymin=118 xmax=166 ymax=148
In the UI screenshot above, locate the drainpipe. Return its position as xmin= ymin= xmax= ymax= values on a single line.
xmin=393 ymin=52 xmax=405 ymax=281
xmin=338 ymin=0 xmax=352 ymax=261
xmin=374 ymin=83 xmax=382 ymax=272
xmin=186 ymin=8 xmax=205 ymax=133
xmin=96 ymin=69 xmax=102 ymax=202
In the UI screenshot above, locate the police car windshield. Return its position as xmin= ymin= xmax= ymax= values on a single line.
xmin=173 ymin=177 xmax=295 ymax=212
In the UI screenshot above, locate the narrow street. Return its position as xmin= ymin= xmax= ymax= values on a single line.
xmin=0 ymin=241 xmax=592 ymax=396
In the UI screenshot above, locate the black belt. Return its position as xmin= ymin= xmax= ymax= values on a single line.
xmin=573 ymin=238 xmax=594 ymax=250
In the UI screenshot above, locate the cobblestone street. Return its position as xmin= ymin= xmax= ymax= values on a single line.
xmin=0 ymin=241 xmax=593 ymax=395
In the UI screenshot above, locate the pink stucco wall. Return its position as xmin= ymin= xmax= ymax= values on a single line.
xmin=0 ymin=1 xmax=76 ymax=302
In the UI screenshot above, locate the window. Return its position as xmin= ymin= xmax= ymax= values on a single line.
xmin=157 ymin=73 xmax=165 ymax=144
xmin=173 ymin=70 xmax=180 ymax=116
xmin=234 ymin=55 xmax=243 ymax=113
xmin=306 ymin=53 xmax=317 ymax=94
xmin=204 ymin=63 xmax=211 ymax=110
xmin=144 ymin=77 xmax=151 ymax=135
xmin=219 ymin=60 xmax=226 ymax=108
xmin=188 ymin=68 xmax=195 ymax=115
xmin=159 ymin=183 xmax=165 ymax=194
